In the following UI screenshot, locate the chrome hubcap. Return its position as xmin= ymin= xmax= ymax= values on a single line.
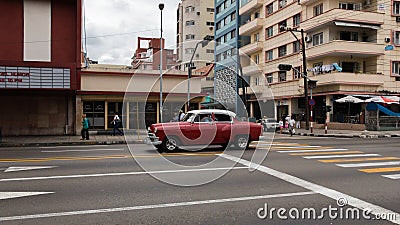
xmin=166 ymin=139 xmax=177 ymax=151
xmin=237 ymin=137 xmax=248 ymax=148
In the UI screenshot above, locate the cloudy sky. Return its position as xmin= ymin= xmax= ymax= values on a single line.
xmin=84 ymin=0 xmax=180 ymax=65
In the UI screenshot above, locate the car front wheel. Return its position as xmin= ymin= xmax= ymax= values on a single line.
xmin=162 ymin=136 xmax=179 ymax=152
xmin=235 ymin=135 xmax=249 ymax=150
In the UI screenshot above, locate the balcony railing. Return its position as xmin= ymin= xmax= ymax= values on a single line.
xmin=306 ymin=40 xmax=384 ymax=60
xmin=239 ymin=18 xmax=263 ymax=36
xmin=239 ymin=0 xmax=263 ymax=15
xmin=239 ymin=41 xmax=263 ymax=55
xmin=301 ymin=8 xmax=384 ymax=31
xmin=241 ymin=64 xmax=262 ymax=76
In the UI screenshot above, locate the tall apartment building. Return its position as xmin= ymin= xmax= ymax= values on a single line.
xmin=239 ymin=0 xmax=400 ymax=123
xmin=176 ymin=0 xmax=215 ymax=71
xmin=214 ymin=0 xmax=248 ymax=114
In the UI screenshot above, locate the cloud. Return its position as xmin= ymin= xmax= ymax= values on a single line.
xmin=84 ymin=0 xmax=180 ymax=65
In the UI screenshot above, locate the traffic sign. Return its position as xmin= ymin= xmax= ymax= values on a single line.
xmin=309 ymin=99 xmax=315 ymax=106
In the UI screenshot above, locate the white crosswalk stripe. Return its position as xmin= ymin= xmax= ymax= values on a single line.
xmin=303 ymin=154 xmax=381 ymax=159
xmin=382 ymin=174 xmax=400 ymax=179
xmin=277 ymin=149 xmax=348 ymax=153
xmin=336 ymin=161 xmax=400 ymax=168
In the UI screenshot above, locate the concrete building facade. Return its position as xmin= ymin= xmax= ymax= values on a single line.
xmin=176 ymin=0 xmax=215 ymax=71
xmin=0 ymin=0 xmax=82 ymax=136
xmin=239 ymin=0 xmax=400 ymax=123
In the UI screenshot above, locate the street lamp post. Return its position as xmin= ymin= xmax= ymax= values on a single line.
xmin=187 ymin=36 xmax=213 ymax=110
xmin=159 ymin=3 xmax=164 ymax=122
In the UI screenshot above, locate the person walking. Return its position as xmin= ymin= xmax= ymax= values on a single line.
xmin=279 ymin=118 xmax=284 ymax=134
xmin=81 ymin=114 xmax=90 ymax=140
xmin=289 ymin=117 xmax=296 ymax=136
xmin=112 ymin=112 xmax=124 ymax=136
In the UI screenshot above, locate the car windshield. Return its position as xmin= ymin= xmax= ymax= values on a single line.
xmin=182 ymin=113 xmax=195 ymax=122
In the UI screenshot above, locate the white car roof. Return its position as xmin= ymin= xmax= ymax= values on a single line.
xmin=187 ymin=109 xmax=236 ymax=117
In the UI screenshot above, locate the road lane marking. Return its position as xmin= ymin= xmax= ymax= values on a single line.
xmin=336 ymin=161 xmax=400 ymax=168
xmin=274 ymin=146 xmax=322 ymax=149
xmin=41 ymin=149 xmax=126 ymax=153
xmin=0 ymin=167 xmax=248 ymax=182
xmin=39 ymin=145 xmax=120 ymax=149
xmin=382 ymin=174 xmax=400 ymax=179
xmin=277 ymin=149 xmax=348 ymax=153
xmin=319 ymin=157 xmax=399 ymax=163
xmin=359 ymin=167 xmax=400 ymax=173
xmin=291 ymin=151 xmax=363 ymax=156
xmin=0 ymin=192 xmax=53 ymax=200
xmin=4 ymin=166 xmax=57 ymax=172
xmin=219 ymin=154 xmax=400 ymax=224
xmin=303 ymin=154 xmax=381 ymax=159
xmin=0 ymin=191 xmax=315 ymax=221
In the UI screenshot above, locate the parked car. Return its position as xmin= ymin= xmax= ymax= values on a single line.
xmin=145 ymin=109 xmax=263 ymax=152
xmin=263 ymin=118 xmax=280 ymax=132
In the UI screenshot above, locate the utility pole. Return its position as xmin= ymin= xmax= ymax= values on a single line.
xmin=301 ymin=29 xmax=310 ymax=130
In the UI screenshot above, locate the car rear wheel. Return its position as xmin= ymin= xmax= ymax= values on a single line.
xmin=235 ymin=135 xmax=249 ymax=150
xmin=162 ymin=136 xmax=179 ymax=152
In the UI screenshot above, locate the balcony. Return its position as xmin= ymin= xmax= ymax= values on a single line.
xmin=301 ymin=9 xmax=384 ymax=32
xmin=306 ymin=40 xmax=384 ymax=60
xmin=239 ymin=0 xmax=263 ymax=16
xmin=241 ymin=64 xmax=262 ymax=76
xmin=239 ymin=42 xmax=262 ymax=55
xmin=311 ymin=72 xmax=388 ymax=87
xmin=239 ymin=18 xmax=263 ymax=36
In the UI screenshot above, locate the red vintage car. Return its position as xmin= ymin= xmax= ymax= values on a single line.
xmin=146 ymin=109 xmax=263 ymax=152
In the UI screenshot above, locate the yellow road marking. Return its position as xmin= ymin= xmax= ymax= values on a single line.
xmin=290 ymin=151 xmax=363 ymax=156
xmin=319 ymin=157 xmax=400 ymax=163
xmin=0 ymin=152 xmax=222 ymax=163
xmin=359 ymin=167 xmax=400 ymax=173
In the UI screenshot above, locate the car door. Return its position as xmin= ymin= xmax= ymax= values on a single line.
xmin=213 ymin=113 xmax=233 ymax=144
xmin=186 ymin=113 xmax=217 ymax=146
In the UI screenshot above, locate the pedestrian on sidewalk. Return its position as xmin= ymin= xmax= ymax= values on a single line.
xmin=112 ymin=112 xmax=124 ymax=136
xmin=279 ymin=118 xmax=284 ymax=134
xmin=289 ymin=117 xmax=296 ymax=136
xmin=81 ymin=114 xmax=90 ymax=140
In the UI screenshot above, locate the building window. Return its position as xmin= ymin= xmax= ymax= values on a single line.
xmin=266 ymin=50 xmax=273 ymax=61
xmin=254 ymin=54 xmax=260 ymax=64
xmin=393 ymin=61 xmax=400 ymax=75
xmin=224 ymin=16 xmax=230 ymax=25
xmin=293 ymin=13 xmax=301 ymax=27
xmin=293 ymin=66 xmax=301 ymax=79
xmin=394 ymin=1 xmax=400 ymax=14
xmin=339 ymin=2 xmax=362 ymax=10
xmin=278 ymin=20 xmax=287 ymax=33
xmin=231 ymin=0 xmax=236 ymax=3
xmin=207 ymin=8 xmax=214 ymax=12
xmin=254 ymin=33 xmax=260 ymax=42
xmin=224 ymin=0 xmax=229 ymax=8
xmin=185 ymin=34 xmax=195 ymax=40
xmin=216 ymin=5 xmax=222 ymax=14
xmin=313 ymin=4 xmax=323 ymax=16
xmin=254 ymin=76 xmax=260 ymax=85
xmin=267 ymin=26 xmax=274 ymax=38
xmin=279 ymin=0 xmax=287 ymax=8
xmin=293 ymin=41 xmax=301 ymax=53
xmin=206 ymin=21 xmax=214 ymax=26
xmin=278 ymin=45 xmax=287 ymax=57
xmin=216 ymin=53 xmax=222 ymax=62
xmin=312 ymin=32 xmax=323 ymax=46
xmin=216 ymin=21 xmax=222 ymax=30
xmin=266 ymin=73 xmax=273 ymax=83
xmin=339 ymin=31 xmax=358 ymax=41
xmin=394 ymin=31 xmax=400 ymax=45
xmin=186 ymin=20 xmax=195 ymax=26
xmin=206 ymin=49 xmax=214 ymax=53
xmin=185 ymin=6 xmax=195 ymax=13
xmin=266 ymin=3 xmax=274 ymax=15
xmin=231 ymin=30 xmax=236 ymax=39
xmin=231 ymin=12 xmax=236 ymax=21
xmin=278 ymin=71 xmax=287 ymax=82
xmin=254 ymin=11 xmax=260 ymax=18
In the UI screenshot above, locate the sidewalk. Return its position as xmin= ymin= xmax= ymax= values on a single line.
xmin=1 ymin=128 xmax=400 ymax=148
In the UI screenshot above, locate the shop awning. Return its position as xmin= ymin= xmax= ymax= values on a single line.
xmin=334 ymin=21 xmax=381 ymax=30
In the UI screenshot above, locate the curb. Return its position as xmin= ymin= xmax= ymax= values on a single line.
xmin=296 ymin=132 xmax=400 ymax=138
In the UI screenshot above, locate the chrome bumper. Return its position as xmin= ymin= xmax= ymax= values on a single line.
xmin=144 ymin=133 xmax=162 ymax=146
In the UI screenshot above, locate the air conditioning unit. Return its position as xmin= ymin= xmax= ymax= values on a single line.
xmin=305 ymin=36 xmax=312 ymax=42
xmin=196 ymin=54 xmax=199 ymax=58
xmin=385 ymin=37 xmax=391 ymax=43
xmin=197 ymin=12 xmax=200 ymax=15
xmin=396 ymin=16 xmax=400 ymax=22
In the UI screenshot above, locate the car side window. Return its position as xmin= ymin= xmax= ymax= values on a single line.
xmin=199 ymin=114 xmax=213 ymax=122
xmin=214 ymin=114 xmax=231 ymax=122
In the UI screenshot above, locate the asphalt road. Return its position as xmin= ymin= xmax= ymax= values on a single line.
xmin=0 ymin=134 xmax=399 ymax=224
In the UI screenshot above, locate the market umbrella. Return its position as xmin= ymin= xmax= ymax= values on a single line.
xmin=365 ymin=96 xmax=400 ymax=104
xmin=335 ymin=95 xmax=364 ymax=118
